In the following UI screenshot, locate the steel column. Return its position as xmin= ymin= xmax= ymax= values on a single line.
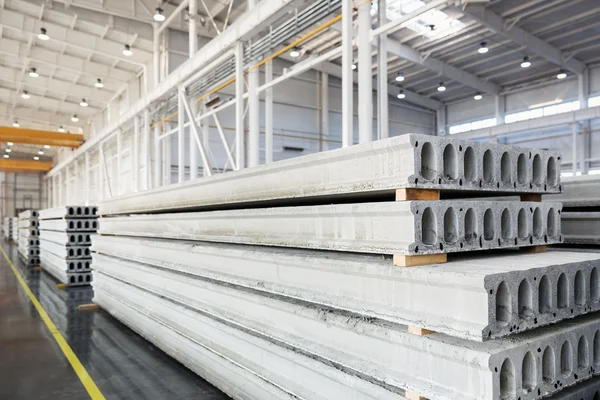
xmin=180 ymin=91 xmax=212 ymax=176
xmin=189 ymin=101 xmax=199 ymax=180
xmin=178 ymin=88 xmax=186 ymax=183
xmin=133 ymin=116 xmax=140 ymax=191
xmin=495 ymin=95 xmax=505 ymax=125
xmin=189 ymin=0 xmax=198 ymax=57
xmin=377 ymin=0 xmax=388 ymax=140
xmin=235 ymin=41 xmax=245 ymax=169
xmin=572 ymin=123 xmax=579 ymax=175
xmin=84 ymin=152 xmax=90 ymax=202
xmin=116 ymin=130 xmax=122 ymax=194
xmin=144 ymin=109 xmax=151 ymax=190
xmin=358 ymin=0 xmax=372 ymax=144
xmin=321 ymin=72 xmax=329 ymax=151
xmin=265 ymin=60 xmax=274 ymax=164
xmin=248 ymin=68 xmax=260 ymax=166
xmin=154 ymin=125 xmax=162 ymax=188
xmin=153 ymin=25 xmax=160 ymax=87
xmin=341 ymin=0 xmax=353 ymax=147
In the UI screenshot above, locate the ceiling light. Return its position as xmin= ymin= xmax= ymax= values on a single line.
xmin=33 ymin=156 xmax=40 ymax=161
xmin=5 ymin=149 xmax=11 ymax=153
xmin=95 ymin=78 xmax=104 ymax=88
xmin=289 ymin=47 xmax=300 ymax=58
xmin=474 ymin=92 xmax=483 ymax=100
xmin=12 ymin=121 xmax=19 ymax=128
xmin=122 ymin=44 xmax=133 ymax=57
xmin=395 ymin=72 xmax=405 ymax=82
xmin=38 ymin=28 xmax=49 ymax=41
xmin=478 ymin=42 xmax=488 ymax=54
xmin=153 ymin=7 xmax=166 ymax=22
xmin=29 ymin=68 xmax=39 ymax=78
xmin=21 ymin=91 xmax=30 ymax=99
xmin=7 ymin=142 xmax=13 ymax=146
xmin=58 ymin=126 xmax=65 ymax=133
xmin=437 ymin=82 xmax=446 ymax=92
xmin=71 ymin=115 xmax=79 ymax=122
xmin=80 ymin=98 xmax=88 ymax=107
xmin=397 ymin=90 xmax=406 ymax=99
xmin=38 ymin=150 xmax=44 ymax=155
xmin=520 ymin=56 xmax=531 ymax=68
xmin=44 ymin=145 xmax=50 ymax=149
xmin=557 ymin=69 xmax=567 ymax=79
xmin=3 ymin=155 xmax=8 ymax=159
xmin=351 ymin=63 xmax=357 ymax=70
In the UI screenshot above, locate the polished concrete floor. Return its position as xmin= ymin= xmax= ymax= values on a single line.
xmin=0 ymin=241 xmax=230 ymax=400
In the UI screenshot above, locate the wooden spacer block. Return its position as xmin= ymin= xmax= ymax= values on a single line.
xmin=407 ymin=326 xmax=435 ymax=336
xmin=520 ymin=194 xmax=542 ymax=202
xmin=521 ymin=245 xmax=548 ymax=254
xmin=77 ymin=303 xmax=100 ymax=312
xmin=393 ymin=253 xmax=447 ymax=267
xmin=405 ymin=392 xmax=429 ymax=400
xmin=396 ymin=188 xmax=440 ymax=201
xmin=33 ymin=266 xmax=42 ymax=271
xmin=56 ymin=283 xmax=66 ymax=290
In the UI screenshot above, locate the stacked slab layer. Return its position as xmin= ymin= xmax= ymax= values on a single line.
xmin=39 ymin=206 xmax=98 ymax=286
xmin=90 ymin=133 xmax=598 ymax=400
xmin=2 ymin=217 xmax=16 ymax=240
xmin=544 ymin=175 xmax=600 ymax=245
xmin=18 ymin=210 xmax=40 ymax=267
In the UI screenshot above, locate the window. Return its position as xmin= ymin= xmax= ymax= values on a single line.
xmin=505 ymin=100 xmax=579 ymax=124
xmin=449 ymin=118 xmax=497 ymax=134
xmin=589 ymin=95 xmax=600 ymax=108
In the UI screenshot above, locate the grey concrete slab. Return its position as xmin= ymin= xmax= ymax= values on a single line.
xmin=561 ymin=212 xmax=600 ymax=245
xmin=40 ymin=250 xmax=91 ymax=273
xmin=545 ymin=376 xmax=600 ymax=399
xmin=38 ymin=206 xmax=99 ymax=220
xmin=99 ymin=133 xmax=562 ymax=216
xmin=18 ymin=210 xmax=38 ymax=219
xmin=39 ymin=240 xmax=91 ymax=259
xmin=39 ymin=218 xmax=99 ymax=232
xmin=39 ymin=230 xmax=93 ymax=246
xmin=40 ymin=253 xmax=92 ymax=286
xmin=91 ymin=235 xmax=599 ymax=341
xmin=93 ymin=259 xmax=600 ymax=400
xmin=98 ymin=200 xmax=563 ymax=255
xmin=93 ymin=284 xmax=405 ymax=400
xmin=544 ymin=175 xmax=600 ymax=207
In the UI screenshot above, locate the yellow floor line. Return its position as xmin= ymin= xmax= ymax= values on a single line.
xmin=0 ymin=244 xmax=105 ymax=400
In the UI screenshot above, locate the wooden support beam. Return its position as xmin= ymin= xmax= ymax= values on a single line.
xmin=0 ymin=159 xmax=52 ymax=173
xmin=0 ymin=126 xmax=84 ymax=148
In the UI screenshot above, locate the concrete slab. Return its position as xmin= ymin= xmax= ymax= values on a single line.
xmin=39 ymin=240 xmax=91 ymax=259
xmin=93 ymin=283 xmax=406 ymax=400
xmin=92 ymin=259 xmax=600 ymax=400
xmin=40 ymin=253 xmax=92 ymax=286
xmin=39 ymin=218 xmax=99 ymax=232
xmin=39 ymin=230 xmax=93 ymax=246
xmin=99 ymin=133 xmax=562 ymax=216
xmin=91 ymin=235 xmax=600 ymax=341
xmin=39 ymin=206 xmax=99 ymax=220
xmin=545 ymin=375 xmax=600 ymax=399
xmin=544 ymin=175 xmax=600 ymax=207
xmin=40 ymin=250 xmax=91 ymax=273
xmin=561 ymin=212 xmax=600 ymax=245
xmin=98 ymin=200 xmax=563 ymax=255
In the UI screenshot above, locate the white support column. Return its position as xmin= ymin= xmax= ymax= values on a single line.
xmin=144 ymin=109 xmax=151 ymax=190
xmin=153 ymin=25 xmax=160 ymax=87
xmin=84 ymin=152 xmax=90 ymax=203
xmin=133 ymin=115 xmax=140 ymax=191
xmin=358 ymin=0 xmax=372 ymax=144
xmin=265 ymin=60 xmax=274 ymax=164
xmin=164 ymin=126 xmax=172 ymax=185
xmin=178 ymin=88 xmax=186 ymax=183
xmin=572 ymin=122 xmax=578 ymax=175
xmin=99 ymin=144 xmax=105 ymax=199
xmin=180 ymin=91 xmax=213 ymax=176
xmin=235 ymin=41 xmax=245 ymax=169
xmin=58 ymin=173 xmax=62 ymax=205
xmin=495 ymin=95 xmax=505 ymax=125
xmin=436 ymin=105 xmax=447 ymax=135
xmin=154 ymin=125 xmax=162 ymax=188
xmin=189 ymin=0 xmax=198 ymax=57
xmin=248 ymin=67 xmax=260 ymax=166
xmin=116 ymin=130 xmax=122 ymax=195
xmin=341 ymin=0 xmax=354 ymax=147
xmin=578 ymin=68 xmax=589 ymax=109
xmin=201 ymin=100 xmax=210 ymax=176
xmin=189 ymin=101 xmax=199 ymax=180
xmin=74 ymin=159 xmax=79 ymax=203
xmin=321 ymin=71 xmax=329 ymax=151
xmin=377 ymin=0 xmax=388 ymax=140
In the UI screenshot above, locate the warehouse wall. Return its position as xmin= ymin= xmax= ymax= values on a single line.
xmin=0 ymin=173 xmax=45 ymax=220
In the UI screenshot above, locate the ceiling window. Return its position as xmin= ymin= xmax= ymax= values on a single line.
xmin=449 ymin=118 xmax=497 ymax=134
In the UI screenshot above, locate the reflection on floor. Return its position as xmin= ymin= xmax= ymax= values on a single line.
xmin=0 ymin=241 xmax=230 ymax=400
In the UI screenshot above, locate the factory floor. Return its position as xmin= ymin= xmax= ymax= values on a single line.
xmin=0 ymin=241 xmax=229 ymax=400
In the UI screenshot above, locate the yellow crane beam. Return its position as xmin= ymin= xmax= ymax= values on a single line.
xmin=0 ymin=126 xmax=84 ymax=148
xmin=0 ymin=159 xmax=53 ymax=173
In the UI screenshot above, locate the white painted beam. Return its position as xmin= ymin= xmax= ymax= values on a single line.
xmin=460 ymin=4 xmax=584 ymax=74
